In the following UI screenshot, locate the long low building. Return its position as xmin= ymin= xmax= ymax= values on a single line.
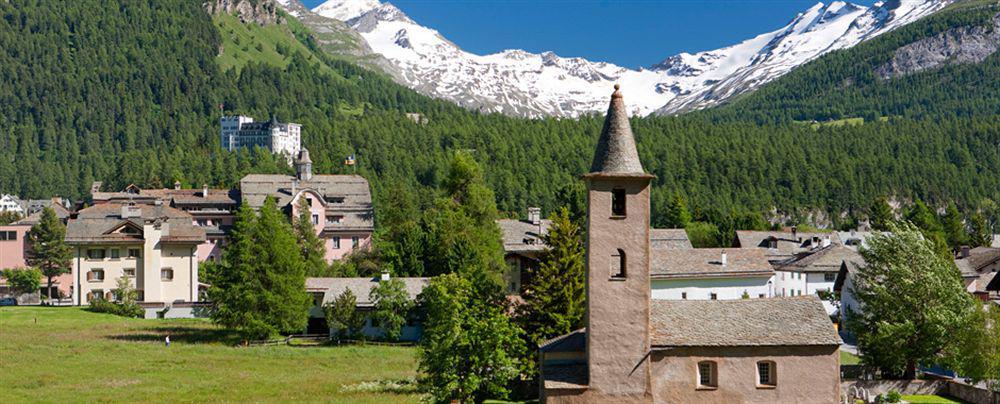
xmin=651 ymin=248 xmax=774 ymax=300
xmin=305 ymin=276 xmax=429 ymax=341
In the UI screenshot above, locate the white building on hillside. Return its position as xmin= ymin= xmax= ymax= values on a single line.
xmin=650 ymin=248 xmax=774 ymax=300
xmin=220 ymin=115 xmax=301 ymax=158
xmin=774 ymin=245 xmax=862 ymax=315
xmin=0 ymin=194 xmax=24 ymax=214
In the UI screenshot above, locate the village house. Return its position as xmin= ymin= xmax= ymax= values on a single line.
xmin=734 ymin=229 xmax=841 ymax=263
xmin=240 ymin=149 xmax=374 ymax=262
xmin=66 ymin=203 xmax=206 ymax=318
xmin=305 ymin=275 xmax=428 ymax=340
xmin=0 ymin=201 xmax=74 ymax=300
xmin=650 ymin=248 xmax=774 ymax=301
xmin=537 ymin=85 xmax=840 ymax=403
xmin=774 ymin=245 xmax=862 ymax=315
xmin=954 ymin=247 xmax=1000 ymax=302
xmin=0 ymin=193 xmax=25 ymax=214
xmin=833 ymin=260 xmax=866 ymax=337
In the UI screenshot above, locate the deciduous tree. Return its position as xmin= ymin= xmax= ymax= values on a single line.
xmin=370 ymin=277 xmax=414 ymax=342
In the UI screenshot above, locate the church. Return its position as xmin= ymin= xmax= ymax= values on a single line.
xmin=537 ymin=85 xmax=842 ymax=403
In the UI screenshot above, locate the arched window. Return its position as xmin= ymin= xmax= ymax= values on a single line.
xmin=610 ymin=249 xmax=626 ymax=279
xmin=757 ymin=360 xmax=776 ymax=387
xmin=697 ymin=361 xmax=718 ymax=388
xmin=611 ymin=188 xmax=626 ymax=216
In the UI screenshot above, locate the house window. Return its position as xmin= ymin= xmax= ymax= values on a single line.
xmin=128 ymin=248 xmax=141 ymax=258
xmin=710 ymin=293 xmax=718 ymax=300
xmin=758 ymin=294 xmax=765 ymax=299
xmin=611 ymin=189 xmax=626 ymax=216
xmin=681 ymin=292 xmax=687 ymax=300
xmin=332 ymin=236 xmax=341 ymax=249
xmin=352 ymin=236 xmax=359 ymax=249
xmin=87 ymin=269 xmax=105 ymax=282
xmin=757 ymin=361 xmax=776 ymax=387
xmin=124 ymin=268 xmax=135 ymax=277
xmin=768 ymin=238 xmax=778 ymax=249
xmin=161 ymin=268 xmax=174 ymax=281
xmin=697 ymin=361 xmax=718 ymax=388
xmin=0 ymin=231 xmax=16 ymax=241
xmin=610 ymin=249 xmax=626 ymax=279
xmin=327 ymin=216 xmax=343 ymax=224
xmin=87 ymin=249 xmax=106 ymax=260
xmin=824 ymin=273 xmax=837 ymax=282
xmin=110 ymin=249 xmax=120 ymax=259
xmin=88 ymin=289 xmax=104 ymax=303
xmin=312 ymin=214 xmax=319 ymax=225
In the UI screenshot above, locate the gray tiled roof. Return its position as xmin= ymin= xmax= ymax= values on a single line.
xmin=735 ymin=230 xmax=842 ymax=259
xmin=650 ymin=228 xmax=692 ymax=250
xmin=650 ymin=296 xmax=841 ymax=347
xmin=651 ymin=248 xmax=773 ymax=279
xmin=240 ymin=174 xmax=374 ymax=231
xmin=775 ymin=245 xmax=862 ymax=273
xmin=539 ymin=328 xmax=586 ymax=352
xmin=587 ymin=86 xmax=646 ymax=176
xmin=65 ymin=203 xmax=205 ymax=244
xmin=305 ymin=277 xmax=429 ymax=307
xmin=497 ymin=219 xmax=551 ymax=254
xmin=955 ymin=248 xmax=1000 ymax=276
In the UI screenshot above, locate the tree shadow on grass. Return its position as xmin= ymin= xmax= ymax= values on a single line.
xmin=106 ymin=325 xmax=242 ymax=345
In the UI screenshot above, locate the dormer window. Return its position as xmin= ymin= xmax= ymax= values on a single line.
xmin=610 ymin=249 xmax=626 ymax=279
xmin=612 ymin=189 xmax=626 ymax=217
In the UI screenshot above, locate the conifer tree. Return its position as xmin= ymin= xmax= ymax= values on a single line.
xmin=968 ymin=212 xmax=992 ymax=248
xmin=25 ymin=207 xmax=71 ymax=299
xmin=869 ymin=197 xmax=895 ymax=231
xmin=324 ymin=289 xmax=363 ymax=339
xmin=256 ymin=196 xmax=311 ymax=335
xmin=370 ymin=277 xmax=414 ymax=342
xmin=942 ymin=204 xmax=968 ymax=249
xmin=293 ymin=197 xmax=328 ymax=276
xmin=661 ymin=193 xmax=692 ymax=228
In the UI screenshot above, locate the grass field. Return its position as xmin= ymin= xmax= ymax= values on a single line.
xmin=901 ymin=394 xmax=967 ymax=404
xmin=0 ymin=307 xmax=421 ymax=403
xmin=841 ymin=350 xmax=861 ymax=365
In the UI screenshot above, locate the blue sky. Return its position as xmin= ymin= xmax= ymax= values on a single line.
xmin=302 ymin=1 xmax=875 ymax=68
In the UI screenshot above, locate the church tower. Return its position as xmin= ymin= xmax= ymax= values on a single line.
xmin=583 ymin=85 xmax=654 ymax=398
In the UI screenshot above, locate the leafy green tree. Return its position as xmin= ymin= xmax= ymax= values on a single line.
xmin=869 ymin=197 xmax=895 ymax=231
xmin=951 ymin=304 xmax=1000 ymax=392
xmin=25 ymin=208 xmax=72 ymax=299
xmin=210 ymin=199 xmax=310 ymax=339
xmin=418 ymin=273 xmax=522 ymax=403
xmin=293 ymin=197 xmax=328 ymax=276
xmin=848 ymin=223 xmax=978 ymax=378
xmin=0 ymin=211 xmax=20 ymax=225
xmin=515 ymin=208 xmax=585 ymax=378
xmin=661 ymin=193 xmax=692 ymax=229
xmin=2 ymin=267 xmax=41 ymax=295
xmin=324 ymin=289 xmax=364 ymax=339
xmin=370 ymin=277 xmax=414 ymax=342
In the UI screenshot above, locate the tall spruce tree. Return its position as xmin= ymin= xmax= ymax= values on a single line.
xmin=660 ymin=193 xmax=692 ymax=229
xmin=869 ymin=197 xmax=895 ymax=231
xmin=256 ymin=196 xmax=311 ymax=336
xmin=293 ymin=197 xmax=328 ymax=276
xmin=968 ymin=212 xmax=992 ymax=248
xmin=25 ymin=207 xmax=71 ymax=299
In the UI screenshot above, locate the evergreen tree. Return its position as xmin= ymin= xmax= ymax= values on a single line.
xmin=869 ymin=197 xmax=895 ymax=231
xmin=848 ymin=223 xmax=979 ymax=378
xmin=293 ymin=197 xmax=328 ymax=276
xmin=25 ymin=207 xmax=71 ymax=299
xmin=255 ymin=196 xmax=311 ymax=335
xmin=324 ymin=289 xmax=363 ymax=339
xmin=942 ymin=204 xmax=969 ymax=249
xmin=370 ymin=277 xmax=414 ymax=342
xmin=968 ymin=212 xmax=992 ymax=248
xmin=0 ymin=211 xmax=20 ymax=225
xmin=661 ymin=193 xmax=692 ymax=229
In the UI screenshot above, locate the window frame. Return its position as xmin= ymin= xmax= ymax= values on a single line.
xmin=127 ymin=248 xmax=141 ymax=259
xmin=610 ymin=249 xmax=626 ymax=280
xmin=88 ymin=269 xmax=105 ymax=282
xmin=87 ymin=249 xmax=106 ymax=260
xmin=352 ymin=236 xmax=360 ymax=249
xmin=611 ymin=188 xmax=627 ymax=217
xmin=756 ymin=360 xmax=776 ymax=388
xmin=697 ymin=361 xmax=718 ymax=389
xmin=824 ymin=273 xmax=837 ymax=282
xmin=161 ymin=268 xmax=174 ymax=281
xmin=332 ymin=236 xmax=341 ymax=249
xmin=110 ymin=248 xmax=121 ymax=260
xmin=123 ymin=268 xmax=136 ymax=277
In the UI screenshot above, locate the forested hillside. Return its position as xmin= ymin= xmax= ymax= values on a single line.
xmin=0 ymin=0 xmax=997 ymax=229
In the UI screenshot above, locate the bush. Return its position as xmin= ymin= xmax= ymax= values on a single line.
xmin=884 ymin=390 xmax=902 ymax=403
xmin=87 ymin=297 xmax=143 ymax=318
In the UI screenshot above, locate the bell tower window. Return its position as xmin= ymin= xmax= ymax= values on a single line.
xmin=610 ymin=249 xmax=626 ymax=279
xmin=612 ymin=188 xmax=626 ymax=216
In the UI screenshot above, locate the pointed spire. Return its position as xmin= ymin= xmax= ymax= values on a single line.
xmin=588 ymin=84 xmax=646 ymax=176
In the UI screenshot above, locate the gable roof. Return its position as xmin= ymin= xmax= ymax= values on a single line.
xmin=734 ymin=230 xmax=841 ymax=260
xmin=650 ymin=296 xmax=841 ymax=347
xmin=497 ymin=219 xmax=551 ymax=254
xmin=776 ymin=245 xmax=863 ymax=273
xmin=306 ymin=277 xmax=429 ymax=307
xmin=955 ymin=248 xmax=1000 ymax=276
xmin=65 ymin=203 xmax=205 ymax=244
xmin=650 ymin=228 xmax=692 ymax=250
xmin=538 ymin=328 xmax=586 ymax=353
xmin=651 ymin=248 xmax=773 ymax=280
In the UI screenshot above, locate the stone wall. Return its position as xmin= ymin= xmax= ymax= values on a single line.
xmin=944 ymin=380 xmax=1000 ymax=404
xmin=840 ymin=379 xmax=944 ymax=397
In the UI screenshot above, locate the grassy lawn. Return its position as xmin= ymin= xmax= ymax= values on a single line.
xmin=841 ymin=350 xmax=861 ymax=365
xmin=0 ymin=307 xmax=420 ymax=403
xmin=901 ymin=395 xmax=967 ymax=404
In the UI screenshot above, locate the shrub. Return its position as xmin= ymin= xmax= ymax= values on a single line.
xmin=884 ymin=390 xmax=901 ymax=403
xmin=87 ymin=297 xmax=143 ymax=318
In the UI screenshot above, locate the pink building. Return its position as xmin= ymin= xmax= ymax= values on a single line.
xmin=0 ymin=203 xmax=74 ymax=298
xmin=239 ymin=149 xmax=374 ymax=262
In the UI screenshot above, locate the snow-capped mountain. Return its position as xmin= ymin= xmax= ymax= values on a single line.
xmin=296 ymin=0 xmax=952 ymax=117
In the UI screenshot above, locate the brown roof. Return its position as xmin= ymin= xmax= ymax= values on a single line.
xmin=955 ymin=248 xmax=1000 ymax=276
xmin=650 ymin=228 xmax=692 ymax=250
xmin=587 ymin=85 xmax=647 ymax=177
xmin=497 ymin=219 xmax=551 ymax=254
xmin=650 ymin=296 xmax=841 ymax=347
xmin=734 ymin=230 xmax=842 ymax=260
xmin=305 ymin=277 xmax=429 ymax=307
xmin=92 ymin=184 xmax=238 ymax=206
xmin=65 ymin=203 xmax=205 ymax=244
xmin=776 ymin=245 xmax=863 ymax=273
xmin=651 ymin=248 xmax=773 ymax=279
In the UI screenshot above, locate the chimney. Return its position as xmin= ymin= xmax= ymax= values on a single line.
xmin=202 ymin=184 xmax=209 ymax=198
xmin=121 ymin=204 xmax=141 ymax=219
xmin=960 ymin=246 xmax=971 ymax=259
xmin=822 ymin=236 xmax=832 ymax=248
xmin=174 ymin=181 xmax=182 ymax=190
xmin=528 ymin=207 xmax=541 ymax=225
xmin=380 ymin=271 xmax=390 ymax=282
xmin=721 ymin=251 xmax=728 ymax=267
xmin=791 ymin=226 xmax=799 ymax=242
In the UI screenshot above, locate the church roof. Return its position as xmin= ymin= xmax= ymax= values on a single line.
xmin=586 ymin=85 xmax=649 ymax=178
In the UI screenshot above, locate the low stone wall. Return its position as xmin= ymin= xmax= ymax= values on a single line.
xmin=840 ymin=379 xmax=945 ymax=397
xmin=944 ymin=380 xmax=1000 ymax=404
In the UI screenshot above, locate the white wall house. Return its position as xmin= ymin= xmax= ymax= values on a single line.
xmin=650 ymin=248 xmax=774 ymax=301
xmin=0 ymin=194 xmax=24 ymax=214
xmin=306 ymin=276 xmax=428 ymax=341
xmin=774 ymin=245 xmax=862 ymax=315
xmin=834 ymin=260 xmax=864 ymax=338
